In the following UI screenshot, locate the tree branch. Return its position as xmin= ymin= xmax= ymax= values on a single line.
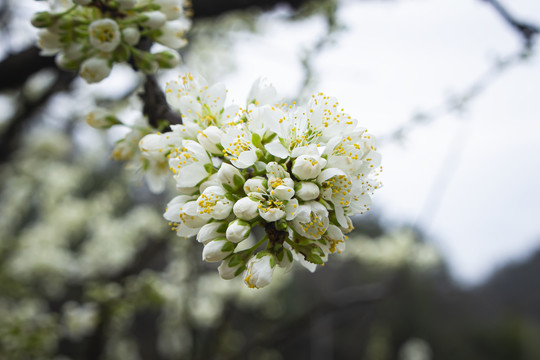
xmin=481 ymin=0 xmax=540 ymax=49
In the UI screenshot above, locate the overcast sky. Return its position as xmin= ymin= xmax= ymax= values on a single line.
xmin=212 ymin=0 xmax=540 ymax=284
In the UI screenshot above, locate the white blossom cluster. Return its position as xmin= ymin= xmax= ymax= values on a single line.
xmin=139 ymin=73 xmax=383 ymax=289
xmin=32 ymin=0 xmax=191 ymax=83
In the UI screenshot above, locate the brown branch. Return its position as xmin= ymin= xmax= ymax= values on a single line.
xmin=0 ymin=47 xmax=57 ymax=91
xmin=481 ymin=0 xmax=540 ymax=49
xmin=140 ymin=75 xmax=182 ymax=130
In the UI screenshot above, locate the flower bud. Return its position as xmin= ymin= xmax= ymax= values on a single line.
xmin=122 ymin=27 xmax=140 ymax=46
xmin=155 ymin=0 xmax=183 ymax=20
xmin=133 ymin=51 xmax=158 ymax=74
xmin=155 ymin=50 xmax=181 ymax=69
xmin=244 ymin=177 xmax=267 ymax=195
xmin=233 ymin=197 xmax=260 ymax=221
xmin=79 ymin=57 xmax=112 ymax=84
xmin=141 ymin=11 xmax=167 ymax=29
xmin=197 ymin=222 xmax=226 ymax=245
xmin=292 ymin=154 xmax=326 ymax=180
xmin=244 ymin=254 xmax=275 ymax=289
xmin=37 ymin=30 xmax=62 ymax=55
xmin=31 ymin=12 xmax=56 ymax=28
xmin=217 ymin=163 xmax=244 ymax=191
xmin=218 ymin=257 xmax=244 ymax=280
xmin=270 ymin=185 xmax=294 ymax=201
xmin=226 ymin=219 xmax=251 ymax=243
xmin=85 ymin=108 xmax=120 ymax=129
xmin=196 ymin=126 xmax=223 ymax=155
xmin=89 ymin=19 xmax=121 ymax=52
xmin=202 ymin=238 xmax=234 ymax=262
xmin=295 ymin=182 xmax=320 ymax=201
xmin=155 ymin=19 xmax=189 ymax=49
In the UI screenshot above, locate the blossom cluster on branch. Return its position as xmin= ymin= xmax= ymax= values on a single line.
xmin=31 ymin=0 xmax=191 ymax=83
xmin=138 ymin=73 xmax=382 ymax=288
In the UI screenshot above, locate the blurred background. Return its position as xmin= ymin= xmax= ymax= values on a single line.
xmin=1 ymin=0 xmax=540 ymax=359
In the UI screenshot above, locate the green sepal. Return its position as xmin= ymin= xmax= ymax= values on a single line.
xmin=233 ymin=174 xmax=245 ymax=189
xmin=216 ymin=222 xmax=228 ymax=233
xmin=263 ymin=132 xmax=276 ymax=143
xmin=275 ymin=219 xmax=287 ymax=231
xmin=286 ymin=249 xmax=293 ymax=262
xmin=234 ymin=265 xmax=246 ymax=277
xmin=228 ymin=254 xmax=242 ymax=267
xmin=31 ymin=12 xmax=56 ymax=28
xmin=204 ymin=162 xmax=215 ymax=173
xmin=224 ymin=191 xmax=235 ymax=201
xmin=113 ymin=43 xmax=131 ymax=63
xmin=305 ymin=252 xmax=323 ymax=265
xmin=251 ymin=132 xmax=263 ymax=149
xmin=276 ymin=249 xmax=284 ymax=262
xmin=221 ymin=241 xmax=236 ymax=253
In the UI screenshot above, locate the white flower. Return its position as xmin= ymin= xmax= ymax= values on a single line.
xmin=79 ymin=57 xmax=111 ymax=83
xmin=258 ymin=197 xmax=298 ymax=223
xmin=88 ymin=19 xmax=121 ymax=52
xmin=323 ymin=129 xmax=380 ymax=177
xmin=291 ymin=154 xmax=327 ymax=180
xmin=317 ymin=168 xmax=353 ymax=227
xmin=295 ymin=182 xmax=320 ymax=201
xmin=156 ymin=19 xmax=190 ymax=49
xmin=37 ymin=29 xmax=62 ymax=55
xmin=319 ymin=225 xmax=346 ymax=261
xmin=169 ymin=140 xmax=212 ymax=187
xmin=247 ymin=77 xmax=277 ymax=106
xmin=225 ymin=219 xmax=251 ymax=243
xmin=196 ymin=186 xmax=233 ymax=220
xmin=196 ymin=126 xmax=223 ymax=155
xmin=139 ymin=132 xmax=182 ymax=162
xmin=233 ymin=197 xmax=260 ymax=221
xmin=266 ymin=162 xmax=295 ymax=200
xmin=221 ymin=127 xmax=259 ymax=168
xmin=164 ymin=196 xmax=209 ymax=237
xmin=244 ymin=254 xmax=275 ymax=289
xmin=202 ymin=239 xmax=234 ymax=262
xmin=197 ymin=222 xmax=226 ymax=244
xmin=243 ymin=177 xmax=267 ymax=195
xmin=141 ymin=11 xmax=167 ymax=29
xmin=306 ymin=93 xmax=358 ymax=142
xmin=154 ymin=0 xmax=184 ymax=20
xmin=218 ymin=257 xmax=243 ymax=280
xmin=165 ymin=73 xmax=237 ymax=127
xmin=245 ymin=104 xmax=284 ymax=137
xmin=292 ymin=201 xmax=329 ymax=240
xmin=217 ymin=163 xmax=244 ymax=191
xmin=122 ymin=27 xmax=140 ymax=46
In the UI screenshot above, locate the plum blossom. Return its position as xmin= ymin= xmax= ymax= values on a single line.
xmin=139 ymin=72 xmax=382 ymax=288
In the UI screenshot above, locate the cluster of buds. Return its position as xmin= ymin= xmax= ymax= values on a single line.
xmin=138 ymin=73 xmax=382 ymax=289
xmin=32 ymin=0 xmax=191 ymax=83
